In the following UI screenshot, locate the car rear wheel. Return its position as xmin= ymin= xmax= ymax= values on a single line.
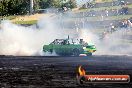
xmin=49 ymin=49 xmax=53 ymax=54
xmin=73 ymin=49 xmax=80 ymax=56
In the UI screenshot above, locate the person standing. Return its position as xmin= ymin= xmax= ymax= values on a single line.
xmin=105 ymin=9 xmax=109 ymax=16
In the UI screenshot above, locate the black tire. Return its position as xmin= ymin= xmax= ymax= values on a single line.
xmin=49 ymin=49 xmax=53 ymax=54
xmin=87 ymin=53 xmax=92 ymax=56
xmin=72 ymin=49 xmax=80 ymax=56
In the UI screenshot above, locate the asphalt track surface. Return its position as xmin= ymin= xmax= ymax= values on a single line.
xmin=0 ymin=55 xmax=132 ymax=88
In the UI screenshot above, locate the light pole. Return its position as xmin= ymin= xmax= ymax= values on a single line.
xmin=30 ymin=0 xmax=34 ymax=15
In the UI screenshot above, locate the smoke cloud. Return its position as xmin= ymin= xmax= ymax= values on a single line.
xmin=79 ymin=28 xmax=132 ymax=55
xmin=0 ymin=12 xmax=132 ymax=56
xmin=0 ymin=16 xmax=63 ymax=56
xmin=95 ymin=30 xmax=132 ymax=55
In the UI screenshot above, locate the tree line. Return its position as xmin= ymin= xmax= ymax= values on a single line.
xmin=0 ymin=0 xmax=77 ymax=16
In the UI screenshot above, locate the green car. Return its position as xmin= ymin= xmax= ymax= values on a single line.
xmin=43 ymin=38 xmax=96 ymax=56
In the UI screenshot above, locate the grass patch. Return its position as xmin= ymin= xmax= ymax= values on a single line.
xmin=78 ymin=4 xmax=132 ymax=13
xmin=14 ymin=20 xmax=37 ymax=25
xmin=83 ymin=15 xmax=132 ymax=21
xmin=0 ymin=15 xmax=17 ymax=20
xmin=108 ymin=15 xmax=132 ymax=20
xmin=94 ymin=0 xmax=118 ymax=3
xmin=69 ymin=15 xmax=132 ymax=22
xmin=98 ymin=15 xmax=132 ymax=21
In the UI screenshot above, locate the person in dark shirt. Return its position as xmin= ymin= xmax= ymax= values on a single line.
xmin=122 ymin=5 xmax=128 ymax=15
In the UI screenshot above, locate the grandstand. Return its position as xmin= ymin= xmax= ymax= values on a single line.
xmin=72 ymin=0 xmax=132 ymax=29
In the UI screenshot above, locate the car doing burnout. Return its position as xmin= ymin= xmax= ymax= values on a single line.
xmin=43 ymin=37 xmax=96 ymax=56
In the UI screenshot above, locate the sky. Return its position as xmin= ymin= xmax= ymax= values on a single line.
xmin=76 ymin=0 xmax=93 ymax=6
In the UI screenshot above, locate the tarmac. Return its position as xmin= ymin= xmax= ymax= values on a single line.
xmin=0 ymin=55 xmax=132 ymax=88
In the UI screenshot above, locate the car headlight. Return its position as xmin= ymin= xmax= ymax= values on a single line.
xmin=92 ymin=46 xmax=96 ymax=48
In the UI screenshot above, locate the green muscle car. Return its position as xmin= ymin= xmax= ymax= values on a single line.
xmin=43 ymin=37 xmax=96 ymax=56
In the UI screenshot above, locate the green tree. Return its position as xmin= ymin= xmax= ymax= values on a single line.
xmin=0 ymin=0 xmax=10 ymax=16
xmin=0 ymin=0 xmax=77 ymax=16
xmin=38 ymin=0 xmax=77 ymax=9
xmin=0 ymin=0 xmax=30 ymax=15
xmin=37 ymin=0 xmax=52 ymax=9
xmin=61 ymin=0 xmax=77 ymax=9
xmin=7 ymin=0 xmax=30 ymax=15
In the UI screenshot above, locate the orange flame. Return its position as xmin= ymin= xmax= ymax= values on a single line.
xmin=78 ymin=66 xmax=86 ymax=76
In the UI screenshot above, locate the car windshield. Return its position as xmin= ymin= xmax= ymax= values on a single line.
xmin=86 ymin=45 xmax=95 ymax=48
